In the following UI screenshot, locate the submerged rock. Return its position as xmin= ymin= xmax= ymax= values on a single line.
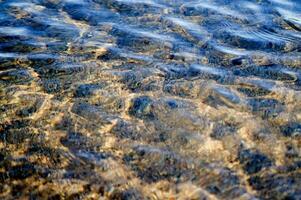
xmin=74 ymin=83 xmax=105 ymax=98
xmin=128 ymin=96 xmax=155 ymax=120
xmin=0 ymin=69 xmax=32 ymax=84
xmin=123 ymin=146 xmax=193 ymax=183
xmin=249 ymin=173 xmax=301 ymax=200
xmin=42 ymin=78 xmax=62 ymax=93
xmin=280 ymin=123 xmax=301 ymax=138
xmin=238 ymin=149 xmax=273 ymax=175
xmin=0 ymin=0 xmax=301 ymax=199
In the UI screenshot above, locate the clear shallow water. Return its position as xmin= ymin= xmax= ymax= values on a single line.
xmin=0 ymin=0 xmax=301 ymax=199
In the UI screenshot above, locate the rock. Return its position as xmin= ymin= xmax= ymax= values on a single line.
xmin=109 ymin=188 xmax=143 ymax=200
xmin=237 ymin=86 xmax=271 ymax=97
xmin=205 ymin=177 xmax=243 ymax=197
xmin=71 ymin=102 xmax=113 ymax=125
xmin=123 ymin=146 xmax=191 ymax=183
xmin=0 ymin=69 xmax=32 ymax=84
xmin=238 ymin=149 xmax=272 ymax=174
xmin=280 ymin=123 xmax=301 ymax=137
xmin=248 ymin=98 xmax=280 ymax=112
xmin=210 ymin=123 xmax=236 ymax=139
xmin=38 ymin=63 xmax=85 ymax=77
xmin=128 ymin=96 xmax=155 ymax=119
xmin=43 ymin=78 xmax=62 ymax=93
xmin=17 ymin=106 xmax=37 ymax=117
xmin=165 ymin=99 xmax=179 ymax=109
xmin=74 ymin=84 xmax=103 ymax=98
xmin=0 ymin=120 xmax=31 ymax=144
xmin=8 ymin=163 xmax=36 ymax=180
xmin=248 ymin=173 xmax=301 ymax=199
xmin=247 ymin=98 xmax=283 ymax=119
xmin=60 ymin=131 xmax=102 ymax=152
xmin=4 ymin=128 xmax=31 ymax=144
xmin=233 ymin=65 xmax=296 ymax=81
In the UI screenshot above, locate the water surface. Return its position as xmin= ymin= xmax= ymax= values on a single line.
xmin=1 ymin=0 xmax=301 ymax=199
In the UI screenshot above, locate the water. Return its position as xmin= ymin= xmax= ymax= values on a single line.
xmin=0 ymin=0 xmax=301 ymax=199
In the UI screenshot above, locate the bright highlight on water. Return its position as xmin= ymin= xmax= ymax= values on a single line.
xmin=0 ymin=0 xmax=301 ymax=199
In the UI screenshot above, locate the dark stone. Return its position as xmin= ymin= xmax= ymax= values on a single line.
xmin=210 ymin=123 xmax=236 ymax=139
xmin=163 ymin=64 xmax=188 ymax=80
xmin=74 ymin=84 xmax=103 ymax=98
xmin=111 ymin=120 xmax=142 ymax=140
xmin=17 ymin=106 xmax=37 ymax=117
xmin=238 ymin=149 xmax=272 ymax=174
xmin=121 ymin=72 xmax=142 ymax=91
xmin=206 ymin=185 xmax=221 ymax=194
xmin=284 ymin=161 xmax=301 ymax=173
xmin=233 ymin=65 xmax=296 ymax=81
xmin=0 ymin=69 xmax=32 ymax=84
xmin=54 ymin=116 xmax=72 ymax=131
xmin=285 ymin=145 xmax=299 ymax=159
xmin=0 ymin=120 xmax=29 ymax=130
xmin=237 ymin=86 xmax=271 ymax=97
xmin=200 ymin=167 xmax=243 ymax=198
xmin=280 ymin=123 xmax=301 ymax=137
xmin=109 ymin=188 xmax=143 ymax=200
xmin=43 ymin=78 xmax=62 ymax=93
xmin=60 ymin=131 xmax=104 ymax=153
xmin=166 ymin=100 xmax=178 ymax=109
xmin=4 ymin=128 xmax=31 ymax=144
xmin=128 ymin=96 xmax=155 ymax=119
xmin=38 ymin=63 xmax=85 ymax=77
xmin=27 ymin=143 xmax=69 ymax=166
xmin=247 ymin=98 xmax=283 ymax=119
xmin=123 ymin=146 xmax=194 ymax=183
xmin=71 ymin=103 xmax=111 ymax=125
xmin=154 ymin=132 xmax=168 ymax=142
xmin=248 ymin=98 xmax=280 ymax=111
xmin=248 ymin=173 xmax=301 ymax=199
xmin=8 ymin=163 xmax=36 ymax=180
xmin=0 ymin=120 xmax=31 ymax=144
xmin=60 ymin=132 xmax=86 ymax=148
xmin=27 ymin=144 xmax=57 ymax=157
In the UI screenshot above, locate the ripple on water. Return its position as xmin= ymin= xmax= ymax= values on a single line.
xmin=0 ymin=0 xmax=301 ymax=199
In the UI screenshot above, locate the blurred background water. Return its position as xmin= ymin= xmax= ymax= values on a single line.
xmin=0 ymin=0 xmax=301 ymax=199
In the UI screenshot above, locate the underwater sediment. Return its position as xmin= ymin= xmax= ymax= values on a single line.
xmin=0 ymin=0 xmax=301 ymax=199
